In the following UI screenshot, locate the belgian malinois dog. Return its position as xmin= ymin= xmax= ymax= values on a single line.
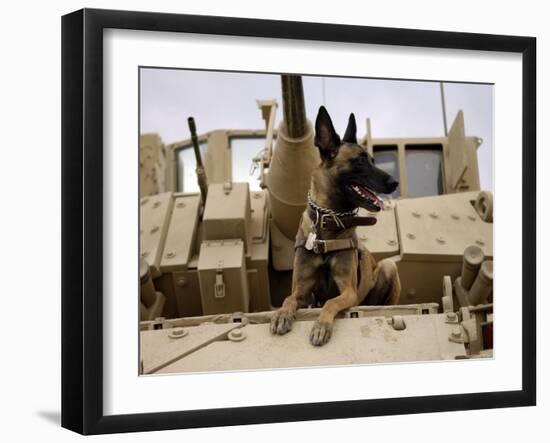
xmin=270 ymin=106 xmax=402 ymax=346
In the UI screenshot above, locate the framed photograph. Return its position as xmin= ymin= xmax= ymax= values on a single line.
xmin=62 ymin=8 xmax=536 ymax=435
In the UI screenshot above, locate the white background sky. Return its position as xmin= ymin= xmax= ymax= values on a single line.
xmin=140 ymin=69 xmax=494 ymax=191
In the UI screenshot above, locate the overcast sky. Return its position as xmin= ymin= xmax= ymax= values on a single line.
xmin=140 ymin=68 xmax=493 ymax=191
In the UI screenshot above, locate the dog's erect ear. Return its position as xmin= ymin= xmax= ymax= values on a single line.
xmin=315 ymin=106 xmax=341 ymax=160
xmin=342 ymin=113 xmax=357 ymax=144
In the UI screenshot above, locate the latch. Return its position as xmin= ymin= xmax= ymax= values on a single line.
xmin=223 ymin=181 xmax=233 ymax=195
xmin=214 ymin=265 xmax=225 ymax=299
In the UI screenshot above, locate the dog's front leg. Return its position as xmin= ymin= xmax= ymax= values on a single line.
xmin=271 ymin=249 xmax=321 ymax=335
xmin=310 ymin=250 xmax=359 ymax=346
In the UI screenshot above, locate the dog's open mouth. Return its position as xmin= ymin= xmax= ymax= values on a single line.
xmin=349 ymin=184 xmax=385 ymax=212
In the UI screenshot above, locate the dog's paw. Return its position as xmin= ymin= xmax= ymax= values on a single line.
xmin=309 ymin=321 xmax=333 ymax=346
xmin=270 ymin=310 xmax=295 ymax=335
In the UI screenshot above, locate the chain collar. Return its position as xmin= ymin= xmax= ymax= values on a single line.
xmin=307 ymin=192 xmax=359 ymax=231
xmin=307 ymin=192 xmax=358 ymax=218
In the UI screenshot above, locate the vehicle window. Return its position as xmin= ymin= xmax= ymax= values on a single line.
xmin=176 ymin=141 xmax=208 ymax=192
xmin=405 ymin=145 xmax=444 ymax=197
xmin=373 ymin=145 xmax=400 ymax=198
xmin=230 ymin=136 xmax=270 ymax=191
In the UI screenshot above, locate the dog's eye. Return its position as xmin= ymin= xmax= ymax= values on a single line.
xmin=359 ymin=152 xmax=374 ymax=164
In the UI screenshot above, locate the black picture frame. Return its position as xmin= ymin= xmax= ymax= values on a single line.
xmin=61 ymin=8 xmax=536 ymax=435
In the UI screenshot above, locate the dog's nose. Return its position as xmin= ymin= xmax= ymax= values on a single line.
xmin=386 ymin=176 xmax=399 ymax=193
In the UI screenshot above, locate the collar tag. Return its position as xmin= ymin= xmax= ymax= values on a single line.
xmin=305 ymin=232 xmax=316 ymax=250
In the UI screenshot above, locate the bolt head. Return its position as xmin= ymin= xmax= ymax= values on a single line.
xmin=228 ymin=328 xmax=246 ymax=341
xmin=168 ymin=327 xmax=188 ymax=339
xmin=446 ymin=312 xmax=457 ymax=320
xmin=166 ymin=251 xmax=176 ymax=258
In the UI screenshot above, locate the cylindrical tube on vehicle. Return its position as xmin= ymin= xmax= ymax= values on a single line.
xmin=468 ymin=260 xmax=493 ymax=305
xmin=461 ymin=245 xmax=485 ymax=290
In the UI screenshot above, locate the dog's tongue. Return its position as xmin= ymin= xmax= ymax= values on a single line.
xmin=352 ymin=184 xmax=385 ymax=210
xmin=366 ymin=189 xmax=385 ymax=210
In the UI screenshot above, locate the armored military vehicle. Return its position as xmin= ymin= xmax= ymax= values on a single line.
xmin=139 ymin=75 xmax=493 ymax=375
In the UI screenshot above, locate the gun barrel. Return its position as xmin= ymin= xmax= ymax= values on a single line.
xmin=267 ymin=75 xmax=319 ymax=244
xmin=187 ymin=117 xmax=208 ymax=202
xmin=281 ymin=75 xmax=307 ymax=138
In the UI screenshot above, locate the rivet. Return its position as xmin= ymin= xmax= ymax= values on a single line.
xmin=468 ymin=215 xmax=476 ymax=221
xmin=436 ymin=237 xmax=446 ymax=244
xmin=254 ymin=193 xmax=262 ymax=199
xmin=429 ymin=212 xmax=439 ymax=219
xmin=406 ymin=233 xmax=416 ymax=240
xmin=176 ymin=202 xmax=186 ymax=208
xmin=165 ymin=251 xmax=176 ymax=258
xmin=407 ymin=288 xmax=416 ymax=298
xmin=176 ymin=278 xmax=187 ymax=287
xmin=451 ymin=214 xmax=460 ymax=220
xmin=475 ymin=239 xmax=485 ymax=246
xmin=446 ymin=312 xmax=457 ymax=320
xmin=412 ymin=211 xmax=421 ymax=218
xmin=150 ymin=226 xmax=159 ymax=234
xmin=168 ymin=327 xmax=188 ymax=339
xmin=360 ymin=235 xmax=368 ymax=241
xmin=387 ymin=239 xmax=397 ymax=246
xmin=141 ymin=251 xmax=149 ymax=258
xmin=140 ymin=198 xmax=149 ymax=206
xmin=152 ymin=201 xmax=161 ymax=209
xmin=228 ymin=328 xmax=246 ymax=342
xmin=452 ymin=328 xmax=462 ymax=339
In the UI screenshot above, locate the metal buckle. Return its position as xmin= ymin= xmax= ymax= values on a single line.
xmin=312 ymin=240 xmax=327 ymax=254
xmin=319 ymin=214 xmax=328 ymax=229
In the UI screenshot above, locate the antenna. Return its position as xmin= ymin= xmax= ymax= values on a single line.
xmin=187 ymin=116 xmax=209 ymax=204
xmin=440 ymin=82 xmax=448 ymax=136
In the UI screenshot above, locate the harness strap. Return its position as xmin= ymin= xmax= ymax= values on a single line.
xmin=312 ymin=237 xmax=357 ymax=254
xmin=295 ymin=227 xmax=359 ymax=254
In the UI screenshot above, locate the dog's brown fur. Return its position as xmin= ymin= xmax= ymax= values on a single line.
xmin=270 ymin=107 xmax=402 ymax=346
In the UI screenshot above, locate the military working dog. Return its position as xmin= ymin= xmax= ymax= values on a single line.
xmin=270 ymin=106 xmax=402 ymax=346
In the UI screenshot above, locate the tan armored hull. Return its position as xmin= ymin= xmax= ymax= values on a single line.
xmin=139 ymin=74 xmax=493 ymax=374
